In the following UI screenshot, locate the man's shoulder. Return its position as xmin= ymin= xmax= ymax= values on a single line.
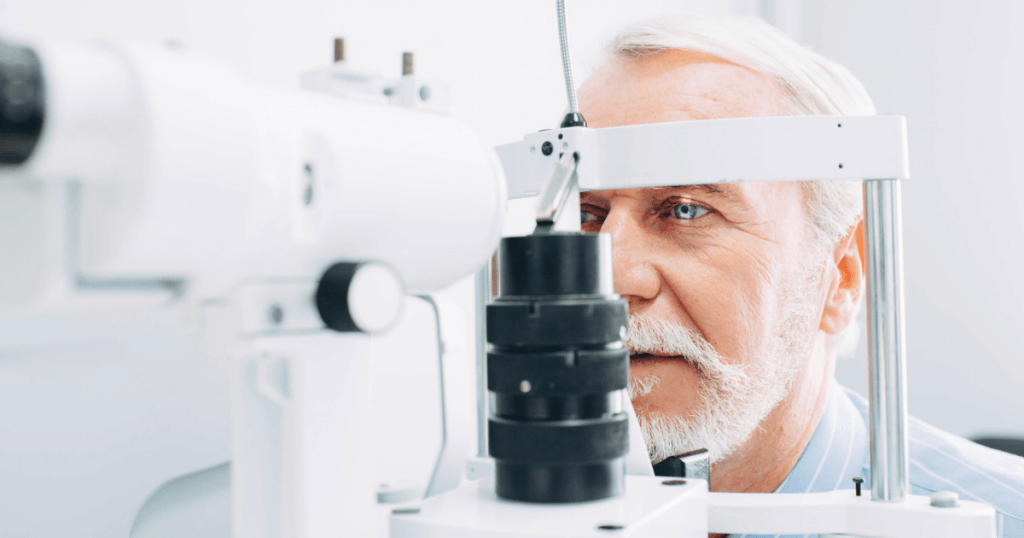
xmin=843 ymin=387 xmax=1024 ymax=531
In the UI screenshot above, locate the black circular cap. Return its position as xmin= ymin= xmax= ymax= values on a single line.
xmin=0 ymin=40 xmax=45 ymax=165
xmin=560 ymin=112 xmax=587 ymax=128
xmin=315 ymin=261 xmax=404 ymax=333
xmin=498 ymin=233 xmax=614 ymax=297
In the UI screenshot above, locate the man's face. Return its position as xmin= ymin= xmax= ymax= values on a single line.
xmin=577 ymin=51 xmax=826 ymax=463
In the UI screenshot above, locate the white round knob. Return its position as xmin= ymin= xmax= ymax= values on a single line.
xmin=930 ymin=491 xmax=959 ymax=508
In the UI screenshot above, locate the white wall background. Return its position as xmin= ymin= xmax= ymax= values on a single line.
xmin=788 ymin=1 xmax=1024 ymax=440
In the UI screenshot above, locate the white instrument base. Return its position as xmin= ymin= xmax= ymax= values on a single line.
xmin=389 ymin=475 xmax=707 ymax=538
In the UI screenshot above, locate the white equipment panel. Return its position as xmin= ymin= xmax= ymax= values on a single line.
xmin=497 ymin=115 xmax=910 ymax=199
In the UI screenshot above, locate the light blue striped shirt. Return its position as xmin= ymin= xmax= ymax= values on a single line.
xmin=734 ymin=381 xmax=1024 ymax=538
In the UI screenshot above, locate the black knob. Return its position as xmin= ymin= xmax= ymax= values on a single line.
xmin=315 ymin=262 xmax=405 ymax=333
xmin=559 ymin=112 xmax=586 ymax=128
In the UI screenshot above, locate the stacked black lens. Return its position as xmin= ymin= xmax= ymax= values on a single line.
xmin=487 ymin=232 xmax=629 ymax=503
xmin=0 ymin=40 xmax=45 ymax=165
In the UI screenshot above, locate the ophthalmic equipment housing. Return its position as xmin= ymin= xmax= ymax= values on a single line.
xmin=0 ymin=1 xmax=1000 ymax=537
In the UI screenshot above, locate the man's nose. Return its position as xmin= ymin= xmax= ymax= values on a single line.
xmin=600 ymin=206 xmax=661 ymax=306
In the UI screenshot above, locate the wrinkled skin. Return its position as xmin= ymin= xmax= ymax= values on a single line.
xmin=576 ymin=50 xmax=865 ymax=497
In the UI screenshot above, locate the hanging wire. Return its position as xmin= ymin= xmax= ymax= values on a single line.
xmin=556 ymin=0 xmax=579 ymax=114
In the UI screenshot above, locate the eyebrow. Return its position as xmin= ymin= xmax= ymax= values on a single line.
xmin=676 ymin=184 xmax=722 ymax=194
xmin=581 ymin=183 xmax=743 ymax=207
xmin=650 ymin=184 xmax=727 ymax=197
xmin=659 ymin=184 xmax=745 ymax=207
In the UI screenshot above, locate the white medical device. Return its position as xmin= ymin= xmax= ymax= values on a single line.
xmin=0 ymin=34 xmax=503 ymax=538
xmin=390 ymin=3 xmax=997 ymax=537
xmin=0 ymin=1 xmax=999 ymax=537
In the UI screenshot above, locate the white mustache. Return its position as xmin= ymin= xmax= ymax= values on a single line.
xmin=626 ymin=313 xmax=751 ymax=389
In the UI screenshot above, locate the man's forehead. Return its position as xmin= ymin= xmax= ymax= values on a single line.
xmin=577 ymin=49 xmax=790 ymax=128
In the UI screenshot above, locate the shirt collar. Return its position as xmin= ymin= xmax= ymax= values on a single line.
xmin=774 ymin=380 xmax=869 ymax=494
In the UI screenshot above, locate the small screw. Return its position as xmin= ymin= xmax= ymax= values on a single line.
xmin=334 ymin=38 xmax=344 ymax=62
xmin=838 ymin=163 xmax=844 ymax=169
xmin=541 ymin=141 xmax=553 ymax=156
xmin=558 ymin=133 xmax=563 ymax=140
xmin=597 ymin=524 xmax=624 ymax=531
xmin=661 ymin=479 xmax=687 ymax=486
xmin=519 ymin=380 xmax=532 ymax=393
xmin=268 ymin=304 xmax=284 ymax=325
xmin=853 ymin=476 xmax=864 ymax=496
xmin=838 ymin=123 xmax=843 ymax=128
xmin=392 ymin=507 xmax=420 ymax=515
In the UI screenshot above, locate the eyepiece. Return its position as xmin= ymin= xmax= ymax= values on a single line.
xmin=488 ymin=232 xmax=629 ymax=503
xmin=0 ymin=40 xmax=45 ymax=165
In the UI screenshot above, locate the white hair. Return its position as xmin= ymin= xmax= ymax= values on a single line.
xmin=604 ymin=14 xmax=870 ymax=357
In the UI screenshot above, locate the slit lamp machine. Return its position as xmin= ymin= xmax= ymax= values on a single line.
xmin=0 ymin=2 xmax=998 ymax=537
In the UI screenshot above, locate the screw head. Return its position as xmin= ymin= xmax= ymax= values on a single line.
xmin=541 ymin=141 xmax=553 ymax=156
xmin=519 ymin=380 xmax=532 ymax=393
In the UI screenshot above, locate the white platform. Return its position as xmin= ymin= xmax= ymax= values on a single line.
xmin=389 ymin=475 xmax=707 ymax=538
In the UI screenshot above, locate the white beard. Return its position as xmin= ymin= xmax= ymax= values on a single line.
xmin=626 ymin=265 xmax=820 ymax=465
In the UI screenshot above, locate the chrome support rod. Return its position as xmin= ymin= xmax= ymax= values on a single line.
xmin=474 ymin=261 xmax=491 ymax=457
xmin=863 ymin=178 xmax=910 ymax=502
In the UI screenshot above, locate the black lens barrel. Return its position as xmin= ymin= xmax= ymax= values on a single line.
xmin=0 ymin=40 xmax=45 ymax=165
xmin=488 ymin=232 xmax=629 ymax=503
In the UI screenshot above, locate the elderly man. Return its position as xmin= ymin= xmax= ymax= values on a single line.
xmin=573 ymin=15 xmax=1024 ymax=536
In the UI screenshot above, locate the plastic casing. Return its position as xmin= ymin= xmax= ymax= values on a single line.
xmin=3 ymin=39 xmax=506 ymax=298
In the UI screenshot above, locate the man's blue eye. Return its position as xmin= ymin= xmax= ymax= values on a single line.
xmin=672 ymin=204 xmax=709 ymax=220
xmin=581 ymin=210 xmax=598 ymax=225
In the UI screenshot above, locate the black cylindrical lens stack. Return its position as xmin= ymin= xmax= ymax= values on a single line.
xmin=487 ymin=232 xmax=629 ymax=503
xmin=0 ymin=40 xmax=45 ymax=165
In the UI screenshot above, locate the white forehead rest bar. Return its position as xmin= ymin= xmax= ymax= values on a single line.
xmin=497 ymin=115 xmax=909 ymax=199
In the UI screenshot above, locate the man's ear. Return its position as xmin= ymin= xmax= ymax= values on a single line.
xmin=820 ymin=218 xmax=865 ymax=335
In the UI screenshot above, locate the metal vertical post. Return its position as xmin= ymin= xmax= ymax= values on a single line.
xmin=474 ymin=261 xmax=491 ymax=457
xmin=863 ymin=178 xmax=910 ymax=502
